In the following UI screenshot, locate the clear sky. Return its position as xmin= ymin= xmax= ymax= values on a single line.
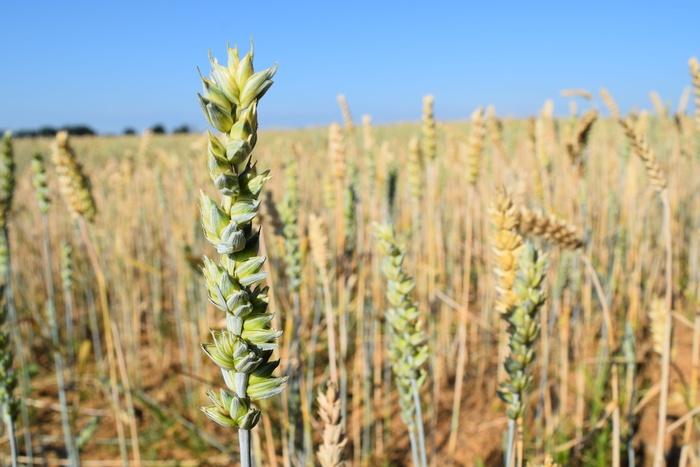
xmin=1 ymin=0 xmax=698 ymax=134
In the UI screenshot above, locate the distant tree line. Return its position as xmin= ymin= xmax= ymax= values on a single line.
xmin=3 ymin=123 xmax=193 ymax=139
xmin=8 ymin=124 xmax=97 ymax=139
xmin=130 ymin=124 xmax=191 ymax=135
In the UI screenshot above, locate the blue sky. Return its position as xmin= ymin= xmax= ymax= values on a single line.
xmin=1 ymin=1 xmax=698 ymax=134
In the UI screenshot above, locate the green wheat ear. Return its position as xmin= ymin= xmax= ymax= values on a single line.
xmin=373 ymin=222 xmax=429 ymax=467
xmin=196 ymin=43 xmax=286 ymax=459
xmin=498 ymin=242 xmax=547 ymax=419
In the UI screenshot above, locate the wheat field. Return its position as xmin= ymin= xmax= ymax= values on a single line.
xmin=1 ymin=57 xmax=700 ymax=467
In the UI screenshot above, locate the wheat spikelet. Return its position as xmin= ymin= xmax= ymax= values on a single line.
xmin=361 ymin=114 xmax=375 ymax=154
xmin=336 ymin=95 xmax=354 ymax=132
xmin=648 ymin=297 xmax=676 ymax=360
xmin=527 ymin=456 xmax=560 ymax=467
xmin=561 ymin=88 xmax=594 ymax=101
xmin=565 ymin=110 xmax=598 ymax=172
xmin=373 ymin=222 xmax=429 ymax=465
xmin=316 ymin=382 xmax=347 ymax=467
xmin=516 ymin=206 xmax=584 ymax=250
xmin=635 ymin=110 xmax=650 ymax=136
xmin=0 ymin=286 xmax=19 ymax=458
xmin=329 ymin=122 xmax=346 ymax=183
xmin=196 ymin=44 xmax=286 ymax=454
xmin=137 ymin=128 xmax=153 ymax=158
xmin=486 ymin=105 xmax=507 ymax=161
xmin=31 ymin=153 xmax=51 ymax=215
xmin=499 ymin=242 xmax=547 ymax=415
xmin=0 ymin=132 xmax=15 ymax=228
xmin=677 ymin=86 xmax=692 ymax=115
xmin=466 ymin=107 xmax=485 ymax=185
xmin=599 ymin=88 xmax=620 ymax=118
xmin=278 ymin=159 xmax=302 ymax=293
xmin=649 ymin=91 xmax=666 ymax=118
xmin=619 ymin=117 xmax=667 ymax=192
xmin=53 ymin=131 xmax=97 ymax=222
xmin=407 ymin=137 xmax=423 ymax=202
xmin=308 ymin=214 xmax=329 ymax=277
xmin=568 ymin=100 xmax=578 ymax=118
xmin=648 ymin=298 xmax=665 ymax=356
xmin=323 ymin=176 xmax=335 ymax=210
xmin=422 ymin=94 xmax=437 ymax=161
xmin=491 ymin=187 xmax=525 ymax=316
xmin=689 ymin=57 xmax=700 ymax=132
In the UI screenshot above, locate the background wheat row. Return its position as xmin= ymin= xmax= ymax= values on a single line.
xmin=1 ymin=74 xmax=700 ymax=466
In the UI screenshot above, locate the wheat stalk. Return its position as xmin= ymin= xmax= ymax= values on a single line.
xmin=32 ymin=151 xmax=79 ymax=467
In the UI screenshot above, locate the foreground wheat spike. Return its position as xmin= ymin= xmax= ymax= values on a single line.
xmin=565 ymin=109 xmax=598 ymax=172
xmin=499 ymin=242 xmax=547 ymax=467
xmin=197 ymin=43 xmax=286 ymax=466
xmin=53 ymin=131 xmax=97 ymax=222
xmin=0 ymin=287 xmax=19 ymax=467
xmin=689 ymin=57 xmax=700 ymax=132
xmin=516 ymin=206 xmax=584 ymax=250
xmin=374 ymin=222 xmax=428 ymax=467
xmin=316 ymin=382 xmax=347 ymax=467
xmin=618 ymin=118 xmax=667 ymax=193
xmin=466 ymin=107 xmax=485 ymax=185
